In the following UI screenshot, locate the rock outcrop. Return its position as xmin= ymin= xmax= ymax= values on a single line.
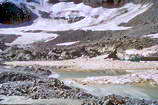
xmin=0 ymin=41 xmax=8 ymax=51
xmin=0 ymin=2 xmax=34 ymax=24
xmin=48 ymin=0 xmax=125 ymax=7
xmin=47 ymin=0 xmax=153 ymax=8
xmin=83 ymin=0 xmax=125 ymax=8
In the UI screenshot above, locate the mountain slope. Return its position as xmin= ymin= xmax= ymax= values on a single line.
xmin=0 ymin=0 xmax=154 ymax=45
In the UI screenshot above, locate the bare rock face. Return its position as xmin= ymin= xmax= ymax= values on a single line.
xmin=0 ymin=2 xmax=34 ymax=25
xmin=47 ymin=0 xmax=61 ymax=4
xmin=0 ymin=41 xmax=8 ymax=51
xmin=47 ymin=0 xmax=152 ymax=8
xmin=48 ymin=0 xmax=82 ymax=4
xmin=83 ymin=0 xmax=125 ymax=8
xmin=47 ymin=0 xmax=125 ymax=7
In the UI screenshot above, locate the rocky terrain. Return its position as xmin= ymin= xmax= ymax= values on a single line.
xmin=0 ymin=0 xmax=158 ymax=105
xmin=0 ymin=36 xmax=157 ymax=61
xmin=0 ymin=66 xmax=158 ymax=105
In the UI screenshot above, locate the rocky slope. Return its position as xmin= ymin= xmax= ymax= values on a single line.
xmin=0 ymin=0 xmax=155 ymax=45
xmin=0 ymin=36 xmax=157 ymax=61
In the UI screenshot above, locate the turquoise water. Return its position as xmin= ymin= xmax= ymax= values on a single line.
xmin=61 ymin=71 xmax=158 ymax=100
xmin=67 ymin=81 xmax=158 ymax=100
xmin=58 ymin=70 xmax=128 ymax=79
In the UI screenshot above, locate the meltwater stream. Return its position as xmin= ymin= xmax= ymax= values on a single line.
xmin=59 ymin=70 xmax=158 ymax=100
xmin=56 ymin=70 xmax=128 ymax=79
xmin=0 ymin=64 xmax=158 ymax=102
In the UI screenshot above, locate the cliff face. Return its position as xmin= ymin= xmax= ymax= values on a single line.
xmin=83 ymin=0 xmax=153 ymax=7
xmin=47 ymin=0 xmax=152 ymax=8
xmin=0 ymin=2 xmax=34 ymax=25
xmin=47 ymin=0 xmax=125 ymax=7
xmin=83 ymin=0 xmax=125 ymax=8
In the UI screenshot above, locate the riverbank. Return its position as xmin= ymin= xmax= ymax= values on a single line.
xmin=0 ymin=65 xmax=158 ymax=105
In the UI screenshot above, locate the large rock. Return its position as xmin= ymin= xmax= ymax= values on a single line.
xmin=0 ymin=41 xmax=8 ymax=51
xmin=0 ymin=2 xmax=34 ymax=24
xmin=48 ymin=0 xmax=60 ymax=4
xmin=83 ymin=0 xmax=125 ymax=8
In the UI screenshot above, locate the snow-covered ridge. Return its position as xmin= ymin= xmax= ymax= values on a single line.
xmin=0 ymin=0 xmax=152 ymax=45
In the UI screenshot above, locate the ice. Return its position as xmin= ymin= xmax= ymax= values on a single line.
xmin=0 ymin=1 xmax=152 ymax=45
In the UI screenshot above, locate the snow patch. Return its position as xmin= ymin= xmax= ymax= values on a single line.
xmin=125 ymin=45 xmax=158 ymax=57
xmin=48 ymin=72 xmax=60 ymax=78
xmin=145 ymin=33 xmax=158 ymax=38
xmin=56 ymin=41 xmax=79 ymax=46
xmin=11 ymin=32 xmax=58 ymax=45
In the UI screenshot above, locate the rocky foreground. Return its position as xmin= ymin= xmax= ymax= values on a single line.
xmin=0 ymin=65 xmax=157 ymax=105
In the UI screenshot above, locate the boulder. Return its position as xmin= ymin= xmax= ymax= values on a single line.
xmin=39 ymin=10 xmax=52 ymax=19
xmin=47 ymin=0 xmax=60 ymax=4
xmin=0 ymin=41 xmax=8 ymax=51
xmin=0 ymin=2 xmax=34 ymax=24
xmin=83 ymin=0 xmax=125 ymax=8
